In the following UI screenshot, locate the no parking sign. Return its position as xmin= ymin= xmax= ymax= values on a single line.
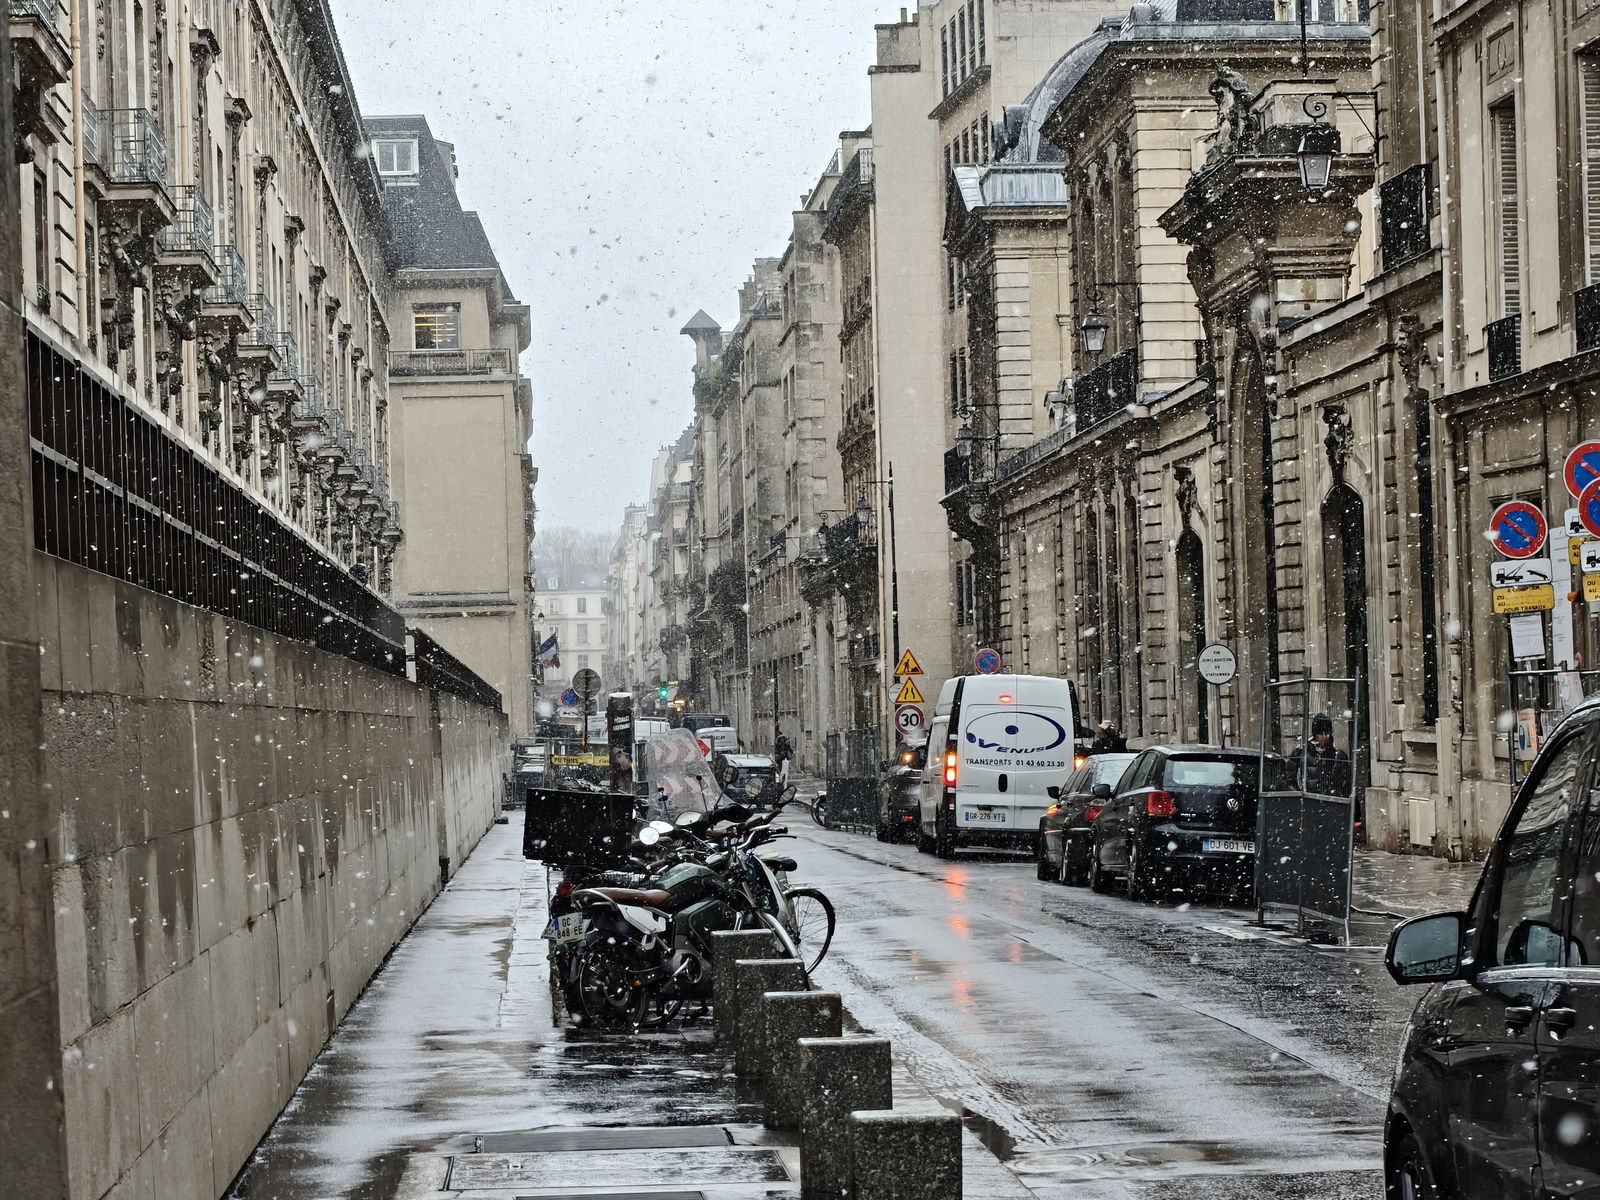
xmin=1489 ymin=500 xmax=1548 ymax=560
xmin=1566 ymin=441 xmax=1600 ymax=499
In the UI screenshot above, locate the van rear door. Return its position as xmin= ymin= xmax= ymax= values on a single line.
xmin=955 ymin=692 xmax=1074 ymax=834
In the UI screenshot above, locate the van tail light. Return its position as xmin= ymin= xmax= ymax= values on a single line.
xmin=944 ymin=750 xmax=957 ymax=787
xmin=1146 ymin=791 xmax=1177 ymax=819
xmin=1083 ymin=805 xmax=1102 ymax=824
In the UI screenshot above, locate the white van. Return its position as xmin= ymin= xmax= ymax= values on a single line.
xmin=917 ymin=674 xmax=1076 ymax=857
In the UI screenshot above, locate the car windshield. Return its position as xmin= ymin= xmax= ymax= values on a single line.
xmin=1091 ymin=754 xmax=1137 ymax=785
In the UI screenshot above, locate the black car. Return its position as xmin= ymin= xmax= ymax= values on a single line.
xmin=877 ymin=742 xmax=927 ymax=843
xmin=1038 ymin=753 xmax=1136 ymax=883
xmin=1088 ymin=745 xmax=1291 ymax=903
xmin=1384 ymin=694 xmax=1600 ymax=1198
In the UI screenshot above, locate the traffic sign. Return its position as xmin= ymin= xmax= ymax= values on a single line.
xmin=895 ymin=705 xmax=925 ymax=732
xmin=1489 ymin=500 xmax=1548 ymax=559
xmin=1491 ymin=558 xmax=1553 ymax=588
xmin=894 ymin=677 xmax=926 ymax=705
xmin=1565 ymin=442 xmax=1600 ymax=498
xmin=1493 ymin=584 xmax=1556 ymax=615
xmin=1584 ymin=543 xmax=1600 ymax=575
xmin=572 ymin=667 xmax=601 ymax=696
xmin=1588 ymin=575 xmax=1600 ymax=603
xmin=559 ymin=687 xmax=580 ymax=708
xmin=893 ymin=649 xmax=924 ymax=677
xmin=1197 ymin=643 xmax=1236 ymax=685
xmin=1580 ymin=479 xmax=1600 ymax=539
xmin=974 ymin=647 xmax=1002 ymax=675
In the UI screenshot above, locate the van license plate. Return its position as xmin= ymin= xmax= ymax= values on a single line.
xmin=963 ymin=809 xmax=1006 ymax=824
xmin=1203 ymin=838 xmax=1254 ymax=854
xmin=542 ymin=913 xmax=588 ymax=944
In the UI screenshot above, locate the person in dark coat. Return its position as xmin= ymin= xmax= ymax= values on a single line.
xmin=1089 ymin=722 xmax=1128 ymax=755
xmin=1300 ymin=712 xmax=1352 ymax=796
xmin=774 ymin=732 xmax=794 ymax=781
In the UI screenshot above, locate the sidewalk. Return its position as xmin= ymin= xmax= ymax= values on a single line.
xmin=1351 ymin=845 xmax=1482 ymax=921
xmin=228 ymin=819 xmax=1029 ymax=1199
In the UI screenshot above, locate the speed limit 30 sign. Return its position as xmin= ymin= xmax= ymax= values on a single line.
xmin=895 ymin=705 xmax=924 ymax=733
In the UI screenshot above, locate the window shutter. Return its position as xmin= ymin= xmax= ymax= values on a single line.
xmin=1496 ymin=104 xmax=1521 ymax=316
xmin=1582 ymin=58 xmax=1600 ymax=284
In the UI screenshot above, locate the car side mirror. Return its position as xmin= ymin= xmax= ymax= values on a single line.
xmin=881 ymin=759 xmax=892 ymax=772
xmin=1386 ymin=911 xmax=1467 ymax=985
xmin=1047 ymin=786 xmax=1061 ymax=800
xmin=1091 ymin=783 xmax=1114 ymax=800
xmin=1505 ymin=919 xmax=1566 ymax=967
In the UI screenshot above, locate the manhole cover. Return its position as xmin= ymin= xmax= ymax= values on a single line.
xmin=481 ymin=1126 xmax=732 ymax=1153
xmin=447 ymin=1148 xmax=789 ymax=1190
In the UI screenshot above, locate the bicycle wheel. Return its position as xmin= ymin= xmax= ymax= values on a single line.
xmin=810 ymin=795 xmax=831 ymax=829
xmin=786 ymin=887 xmax=836 ymax=973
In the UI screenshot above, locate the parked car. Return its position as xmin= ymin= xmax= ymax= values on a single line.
xmin=1383 ymin=694 xmax=1600 ymax=1198
xmin=710 ymin=752 xmax=779 ymax=801
xmin=877 ymin=740 xmax=927 ymax=843
xmin=1088 ymin=745 xmax=1292 ymax=903
xmin=1038 ymin=752 xmax=1136 ymax=883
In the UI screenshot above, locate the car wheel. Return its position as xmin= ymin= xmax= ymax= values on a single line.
xmin=934 ymin=817 xmax=957 ymax=859
xmin=875 ymin=822 xmax=889 ymax=842
xmin=1126 ymin=842 xmax=1151 ymax=902
xmin=1035 ymin=837 xmax=1053 ymax=880
xmin=1385 ymin=1128 xmax=1450 ymax=1200
xmin=916 ymin=827 xmax=933 ymax=854
xmin=1088 ymin=844 xmax=1113 ymax=894
xmin=1060 ymin=839 xmax=1087 ymax=887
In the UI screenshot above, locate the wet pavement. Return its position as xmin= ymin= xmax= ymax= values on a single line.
xmin=226 ymin=811 xmax=1471 ymax=1199
xmin=794 ymin=825 xmax=1440 ymax=1199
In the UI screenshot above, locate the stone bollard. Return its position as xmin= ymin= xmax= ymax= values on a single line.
xmin=710 ymin=928 xmax=783 ymax=1043
xmin=761 ymin=991 xmax=843 ymax=1129
xmin=797 ymin=1036 xmax=892 ymax=1198
xmin=849 ymin=1109 xmax=963 ymax=1200
xmin=731 ymin=959 xmax=809 ymax=1077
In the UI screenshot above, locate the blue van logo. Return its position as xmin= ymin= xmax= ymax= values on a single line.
xmin=965 ymin=710 xmax=1067 ymax=755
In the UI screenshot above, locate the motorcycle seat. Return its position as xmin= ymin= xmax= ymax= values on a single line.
xmin=575 ymin=886 xmax=671 ymax=907
xmin=759 ymin=854 xmax=798 ymax=872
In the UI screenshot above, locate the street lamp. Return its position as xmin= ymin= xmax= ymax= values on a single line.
xmin=1079 ymin=310 xmax=1111 ymax=358
xmin=1297 ymin=124 xmax=1340 ymax=192
xmin=954 ymin=421 xmax=976 ymax=459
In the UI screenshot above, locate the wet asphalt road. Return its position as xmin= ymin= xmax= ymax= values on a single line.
xmin=796 ymin=821 xmax=1412 ymax=1199
xmin=225 ymin=818 xmax=1416 ymax=1199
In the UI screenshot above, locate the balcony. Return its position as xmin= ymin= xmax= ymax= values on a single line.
xmin=1578 ymin=284 xmax=1600 ymax=355
xmin=10 ymin=0 xmax=72 ymax=150
xmin=82 ymin=100 xmax=173 ymax=219
xmin=944 ymin=446 xmax=970 ymax=495
xmin=1074 ymin=347 xmax=1138 ymax=434
xmin=1379 ymin=163 xmax=1432 ymax=271
xmin=1487 ymin=314 xmax=1522 ymax=382
xmin=270 ymin=330 xmax=299 ymax=380
xmin=387 ymin=347 xmax=513 ymax=376
xmin=822 ymin=148 xmax=874 ymax=241
xmin=154 ymin=185 xmax=217 ymax=286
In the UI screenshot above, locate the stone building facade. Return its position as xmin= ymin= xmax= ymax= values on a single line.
xmin=369 ymin=115 xmax=537 ymax=738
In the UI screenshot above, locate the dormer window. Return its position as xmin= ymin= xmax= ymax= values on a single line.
xmin=373 ymin=138 xmax=418 ymax=178
xmin=414 ymin=302 xmax=460 ymax=349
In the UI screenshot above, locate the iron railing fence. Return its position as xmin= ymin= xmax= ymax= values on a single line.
xmin=203 ymin=245 xmax=248 ymax=306
xmin=156 ymin=185 xmax=214 ymax=255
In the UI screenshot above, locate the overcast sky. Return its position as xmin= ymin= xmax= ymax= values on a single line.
xmin=329 ymin=0 xmax=903 ymax=535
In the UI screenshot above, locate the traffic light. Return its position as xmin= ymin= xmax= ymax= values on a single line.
xmin=657 ymin=686 xmax=669 ymax=702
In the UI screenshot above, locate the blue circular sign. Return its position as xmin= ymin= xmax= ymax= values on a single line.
xmin=1567 ymin=442 xmax=1600 ymax=499
xmin=974 ymin=647 xmax=1002 ymax=675
xmin=1581 ymin=479 xmax=1600 ymax=539
xmin=559 ymin=688 xmax=580 ymax=707
xmin=1490 ymin=500 xmax=1548 ymax=560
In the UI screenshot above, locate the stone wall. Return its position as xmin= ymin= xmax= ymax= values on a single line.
xmin=37 ymin=555 xmax=506 ymax=1200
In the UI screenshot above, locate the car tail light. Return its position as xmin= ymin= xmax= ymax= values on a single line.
xmin=1084 ymin=805 xmax=1102 ymax=823
xmin=555 ymin=880 xmax=576 ymax=899
xmin=944 ymin=750 xmax=957 ymax=787
xmin=1146 ymin=791 xmax=1177 ymax=819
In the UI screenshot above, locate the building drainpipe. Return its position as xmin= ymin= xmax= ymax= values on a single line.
xmin=70 ymin=0 xmax=86 ymax=346
xmin=1432 ymin=21 xmax=1467 ymax=858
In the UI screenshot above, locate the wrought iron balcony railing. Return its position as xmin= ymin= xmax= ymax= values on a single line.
xmin=203 ymin=245 xmax=248 ymax=306
xmin=1487 ymin=314 xmax=1522 ymax=382
xmin=386 ymin=348 xmax=512 ymax=376
xmin=944 ymin=446 xmax=970 ymax=494
xmin=156 ymin=185 xmax=214 ymax=255
xmin=1074 ymin=347 xmax=1138 ymax=434
xmin=9 ymin=0 xmax=58 ymax=25
xmin=270 ymin=330 xmax=299 ymax=380
xmin=1379 ymin=163 xmax=1432 ymax=271
xmin=242 ymin=293 xmax=277 ymax=342
xmin=1578 ymin=284 xmax=1600 ymax=355
xmin=82 ymin=100 xmax=169 ymax=186
xmin=823 ymin=148 xmax=874 ymax=237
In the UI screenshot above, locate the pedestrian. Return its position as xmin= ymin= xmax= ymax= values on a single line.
xmin=1089 ymin=721 xmax=1127 ymax=755
xmin=1299 ymin=712 xmax=1352 ymax=796
xmin=774 ymin=732 xmax=794 ymax=782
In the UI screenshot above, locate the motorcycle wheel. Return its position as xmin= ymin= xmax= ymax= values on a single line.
xmin=786 ymin=887 xmax=836 ymax=973
xmin=574 ymin=944 xmax=650 ymax=1029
